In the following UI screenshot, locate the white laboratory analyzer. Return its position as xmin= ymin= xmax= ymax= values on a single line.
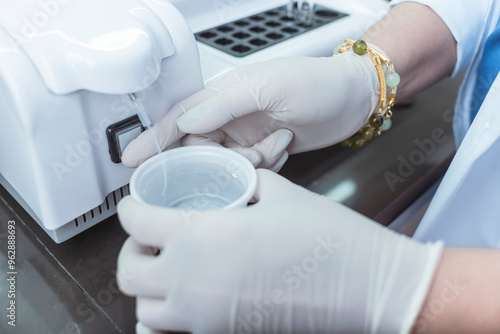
xmin=0 ymin=0 xmax=389 ymax=243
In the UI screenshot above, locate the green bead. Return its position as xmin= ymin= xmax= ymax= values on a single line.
xmin=340 ymin=138 xmax=353 ymax=147
xmin=352 ymin=40 xmax=368 ymax=56
xmin=352 ymin=136 xmax=365 ymax=149
xmin=380 ymin=118 xmax=392 ymax=131
xmin=386 ymin=72 xmax=401 ymax=88
xmin=361 ymin=127 xmax=375 ymax=141
xmin=369 ymin=114 xmax=383 ymax=128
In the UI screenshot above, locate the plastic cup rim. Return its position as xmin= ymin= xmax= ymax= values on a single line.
xmin=129 ymin=145 xmax=257 ymax=210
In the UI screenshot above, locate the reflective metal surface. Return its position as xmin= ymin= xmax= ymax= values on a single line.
xmin=0 ymin=75 xmax=462 ymax=333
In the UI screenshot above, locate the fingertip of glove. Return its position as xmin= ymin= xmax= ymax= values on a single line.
xmin=117 ymin=195 xmax=133 ymax=214
xmin=275 ymin=129 xmax=293 ymax=149
xmin=269 ymin=151 xmax=289 ymax=172
xmin=121 ymin=130 xmax=159 ymax=168
xmin=117 ymin=196 xmax=142 ymax=234
xmin=121 ymin=147 xmax=145 ymax=168
xmin=278 ymin=128 xmax=293 ymax=140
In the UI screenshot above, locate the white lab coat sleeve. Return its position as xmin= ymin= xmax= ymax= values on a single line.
xmin=413 ymin=74 xmax=500 ymax=247
xmin=390 ymin=0 xmax=495 ymax=77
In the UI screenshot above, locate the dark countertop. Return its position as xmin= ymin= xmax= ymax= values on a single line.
xmin=0 ymin=74 xmax=463 ymax=334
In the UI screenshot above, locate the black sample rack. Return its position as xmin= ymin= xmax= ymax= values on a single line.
xmin=195 ymin=4 xmax=348 ymax=57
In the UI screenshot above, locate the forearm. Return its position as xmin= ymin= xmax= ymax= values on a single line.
xmin=413 ymin=248 xmax=500 ymax=333
xmin=362 ymin=2 xmax=457 ymax=100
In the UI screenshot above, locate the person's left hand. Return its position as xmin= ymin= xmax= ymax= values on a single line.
xmin=121 ymin=54 xmax=382 ymax=171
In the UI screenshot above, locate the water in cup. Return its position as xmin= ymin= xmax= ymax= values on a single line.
xmin=130 ymin=146 xmax=257 ymax=210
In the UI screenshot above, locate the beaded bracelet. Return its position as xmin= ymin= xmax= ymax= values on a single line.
xmin=334 ymin=39 xmax=400 ymax=149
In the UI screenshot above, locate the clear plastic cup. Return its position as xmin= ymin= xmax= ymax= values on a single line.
xmin=129 ymin=146 xmax=257 ymax=210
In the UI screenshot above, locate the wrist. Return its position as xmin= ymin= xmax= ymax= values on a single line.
xmin=334 ymin=40 xmax=399 ymax=149
xmin=361 ymin=2 xmax=457 ymax=100
xmin=412 ymin=248 xmax=500 ymax=333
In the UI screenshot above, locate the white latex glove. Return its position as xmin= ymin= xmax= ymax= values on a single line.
xmin=117 ymin=169 xmax=443 ymax=334
xmin=121 ymin=81 xmax=294 ymax=172
xmin=122 ymin=53 xmax=380 ymax=170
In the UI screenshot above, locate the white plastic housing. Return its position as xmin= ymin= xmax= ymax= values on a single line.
xmin=0 ymin=0 xmax=203 ymax=242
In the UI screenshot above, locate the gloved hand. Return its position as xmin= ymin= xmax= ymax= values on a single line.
xmin=122 ymin=53 xmax=381 ymax=170
xmin=117 ymin=169 xmax=443 ymax=334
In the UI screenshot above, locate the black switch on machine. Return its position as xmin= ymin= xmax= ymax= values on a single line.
xmin=106 ymin=115 xmax=144 ymax=164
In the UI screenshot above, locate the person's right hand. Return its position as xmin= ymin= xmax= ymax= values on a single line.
xmin=122 ymin=53 xmax=381 ymax=170
xmin=117 ymin=169 xmax=443 ymax=334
